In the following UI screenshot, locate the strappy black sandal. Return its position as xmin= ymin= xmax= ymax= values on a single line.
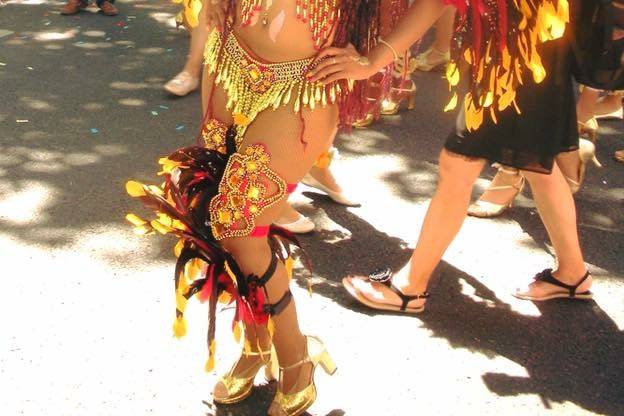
xmin=513 ymin=268 xmax=593 ymax=301
xmin=342 ymin=267 xmax=429 ymax=314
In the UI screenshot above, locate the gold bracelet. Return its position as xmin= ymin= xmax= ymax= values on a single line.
xmin=378 ymin=38 xmax=399 ymax=61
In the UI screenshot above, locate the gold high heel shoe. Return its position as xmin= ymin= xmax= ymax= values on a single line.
xmin=467 ymin=167 xmax=525 ymax=218
xmin=213 ymin=347 xmax=277 ymax=405
xmin=269 ymin=336 xmax=337 ymax=416
xmin=380 ymin=80 xmax=417 ymax=115
xmin=566 ymin=138 xmax=602 ymax=194
xmin=352 ymin=112 xmax=375 ymax=128
xmin=381 ymin=53 xmax=417 ymax=115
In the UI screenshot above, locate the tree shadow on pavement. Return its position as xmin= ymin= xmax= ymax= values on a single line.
xmin=0 ymin=2 xmax=199 ymax=255
xmin=295 ymin=194 xmax=624 ymax=415
xmin=423 ymin=265 xmax=624 ymax=416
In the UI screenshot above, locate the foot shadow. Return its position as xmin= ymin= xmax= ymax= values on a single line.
xmin=420 ymin=263 xmax=624 ymax=415
xmin=202 ymin=382 xmax=345 ymax=416
xmin=291 ymin=194 xmax=623 ymax=414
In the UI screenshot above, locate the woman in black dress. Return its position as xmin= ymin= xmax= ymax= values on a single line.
xmin=308 ymin=0 xmax=593 ymax=312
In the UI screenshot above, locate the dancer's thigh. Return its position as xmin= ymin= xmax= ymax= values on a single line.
xmin=240 ymin=104 xmax=339 ymax=226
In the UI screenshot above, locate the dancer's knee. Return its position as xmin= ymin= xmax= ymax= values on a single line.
xmin=437 ymin=149 xmax=482 ymax=193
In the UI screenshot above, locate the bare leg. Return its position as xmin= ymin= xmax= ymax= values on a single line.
xmin=576 ymin=87 xmax=601 ymax=124
xmin=203 ymin=74 xmax=338 ymax=407
xmin=515 ymin=165 xmax=591 ymax=296
xmin=595 ymin=92 xmax=624 ymax=117
xmin=165 ymin=18 xmax=210 ymax=96
xmin=349 ymin=150 xmax=485 ymax=307
xmin=182 ymin=22 xmax=210 ymax=78
xmin=432 ymin=7 xmax=455 ymax=53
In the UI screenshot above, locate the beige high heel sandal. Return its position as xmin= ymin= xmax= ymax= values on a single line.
xmin=566 ymin=138 xmax=602 ymax=194
xmin=468 ymin=168 xmax=525 ymax=218
xmin=412 ymin=46 xmax=450 ymax=72
xmin=269 ymin=336 xmax=337 ymax=416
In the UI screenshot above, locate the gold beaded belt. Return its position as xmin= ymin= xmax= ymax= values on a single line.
xmin=204 ymin=28 xmax=343 ymax=130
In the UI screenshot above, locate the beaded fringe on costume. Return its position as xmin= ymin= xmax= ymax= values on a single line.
xmin=203 ymin=29 xmax=344 ymax=135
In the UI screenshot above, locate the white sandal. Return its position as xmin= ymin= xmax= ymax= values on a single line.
xmin=164 ymin=71 xmax=199 ymax=96
xmin=301 ymin=173 xmax=361 ymax=207
xmin=274 ymin=213 xmax=315 ymax=234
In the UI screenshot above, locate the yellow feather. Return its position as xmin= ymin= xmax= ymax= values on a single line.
xmin=204 ymin=341 xmax=217 ymax=372
xmin=284 ymin=257 xmax=294 ymax=280
xmin=125 ymin=181 xmax=146 ymax=197
xmin=444 ymin=92 xmax=458 ymax=112
xmin=173 ymin=316 xmax=187 ymax=339
xmin=267 ymin=317 xmax=275 ymax=339
xmin=125 ymin=213 xmax=147 ymax=227
xmin=233 ymin=322 xmax=242 ymax=344
xmin=174 ymin=238 xmax=184 ymax=257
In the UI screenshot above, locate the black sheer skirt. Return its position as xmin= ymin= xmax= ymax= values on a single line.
xmin=444 ymin=29 xmax=578 ymax=174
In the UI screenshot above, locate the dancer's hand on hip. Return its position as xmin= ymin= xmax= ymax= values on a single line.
xmin=307 ymin=44 xmax=379 ymax=84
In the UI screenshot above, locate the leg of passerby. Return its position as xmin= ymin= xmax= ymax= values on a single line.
xmin=413 ymin=7 xmax=455 ymax=71
xmin=61 ymin=0 xmax=88 ymax=15
xmin=514 ymin=164 xmax=592 ymax=300
xmin=96 ymin=0 xmax=118 ymax=16
xmin=164 ymin=12 xmax=210 ymax=96
xmin=343 ymin=150 xmax=485 ymax=312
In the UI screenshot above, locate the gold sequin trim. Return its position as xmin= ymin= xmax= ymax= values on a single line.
xmin=204 ymin=29 xmax=342 ymax=134
xmin=201 ymin=118 xmax=230 ymax=154
xmin=209 ymin=144 xmax=286 ymax=240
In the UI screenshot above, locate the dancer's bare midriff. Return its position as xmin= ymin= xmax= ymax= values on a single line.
xmin=232 ymin=0 xmax=336 ymax=62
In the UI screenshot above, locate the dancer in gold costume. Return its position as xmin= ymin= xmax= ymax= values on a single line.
xmin=127 ymin=0 xmax=404 ymax=414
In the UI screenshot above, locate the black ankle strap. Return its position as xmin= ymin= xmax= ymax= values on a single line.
xmin=387 ymin=285 xmax=429 ymax=311
xmin=534 ymin=269 xmax=591 ymax=297
xmin=263 ymin=290 xmax=293 ymax=316
xmin=369 ymin=267 xmax=429 ymax=311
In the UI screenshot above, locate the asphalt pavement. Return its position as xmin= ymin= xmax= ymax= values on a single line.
xmin=1 ymin=1 xmax=623 ymax=415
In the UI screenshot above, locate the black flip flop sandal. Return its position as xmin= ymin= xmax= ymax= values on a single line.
xmin=343 ymin=268 xmax=429 ymax=314
xmin=513 ymin=268 xmax=593 ymax=301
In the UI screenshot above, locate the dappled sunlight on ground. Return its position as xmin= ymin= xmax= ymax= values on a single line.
xmin=1 ymin=1 xmax=623 ymax=415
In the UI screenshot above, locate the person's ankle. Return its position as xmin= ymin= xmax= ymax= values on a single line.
xmin=183 ymin=66 xmax=201 ymax=79
xmin=553 ymin=265 xmax=589 ymax=284
xmin=393 ymin=267 xmax=429 ymax=294
xmin=309 ymin=166 xmax=342 ymax=192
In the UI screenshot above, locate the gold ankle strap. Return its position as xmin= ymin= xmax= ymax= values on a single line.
xmin=244 ymin=348 xmax=273 ymax=357
xmin=280 ymin=357 xmax=312 ymax=372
